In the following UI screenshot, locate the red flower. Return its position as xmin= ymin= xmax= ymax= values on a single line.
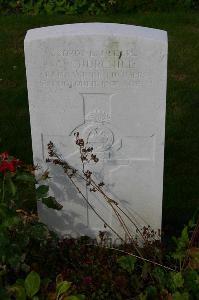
xmin=0 ymin=152 xmax=9 ymax=160
xmin=83 ymin=258 xmax=92 ymax=265
xmin=83 ymin=276 xmax=93 ymax=285
xmin=0 ymin=152 xmax=21 ymax=174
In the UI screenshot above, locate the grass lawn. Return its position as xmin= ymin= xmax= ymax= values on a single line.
xmin=0 ymin=12 xmax=199 ymax=237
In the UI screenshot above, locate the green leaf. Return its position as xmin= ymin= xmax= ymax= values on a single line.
xmin=8 ymin=254 xmax=22 ymax=269
xmin=8 ymin=177 xmax=16 ymax=196
xmin=16 ymin=173 xmax=35 ymax=183
xmin=138 ymin=292 xmax=147 ymax=300
xmin=16 ymin=279 xmax=25 ymax=286
xmin=42 ymin=196 xmax=63 ymax=210
xmin=42 ymin=277 xmax=52 ymax=289
xmin=2 ymin=215 xmax=21 ymax=229
xmin=184 ymin=269 xmax=199 ymax=294
xmin=30 ymin=223 xmax=49 ymax=240
xmin=44 ymin=2 xmax=54 ymax=14
xmin=145 ymin=285 xmax=157 ymax=298
xmin=0 ymin=286 xmax=11 ymax=300
xmin=172 ymin=226 xmax=189 ymax=262
xmin=56 ymin=281 xmax=71 ymax=299
xmin=8 ymin=284 xmax=26 ymax=300
xmin=152 ymin=267 xmax=166 ymax=287
xmin=181 ymin=226 xmax=189 ymax=244
xmin=36 ymin=185 xmax=49 ymax=199
xmin=117 ymin=255 xmax=136 ymax=273
xmin=172 ymin=291 xmax=189 ymax=300
xmin=67 ymin=295 xmax=85 ymax=300
xmin=25 ymin=271 xmax=40 ymax=298
xmin=172 ymin=272 xmax=184 ymax=289
xmin=141 ymin=262 xmax=151 ymax=280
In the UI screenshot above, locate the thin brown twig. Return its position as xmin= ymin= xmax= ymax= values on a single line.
xmin=72 ymin=165 xmax=143 ymax=255
xmin=86 ymin=175 xmax=144 ymax=256
xmin=90 ymin=176 xmax=148 ymax=243
xmin=68 ymin=174 xmax=125 ymax=243
xmin=74 ymin=167 xmax=146 ymax=242
xmin=50 ymin=147 xmax=143 ymax=247
xmin=47 ymin=141 xmax=159 ymax=257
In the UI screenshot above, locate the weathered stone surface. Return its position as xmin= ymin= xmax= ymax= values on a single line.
xmin=25 ymin=23 xmax=167 ymax=241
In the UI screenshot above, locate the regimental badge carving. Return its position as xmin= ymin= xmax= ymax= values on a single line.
xmin=86 ymin=109 xmax=110 ymax=123
xmin=70 ymin=93 xmax=120 ymax=154
xmin=83 ymin=124 xmax=114 ymax=152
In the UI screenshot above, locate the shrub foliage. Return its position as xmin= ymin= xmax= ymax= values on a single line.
xmin=0 ymin=0 xmax=198 ymax=15
xmin=0 ymin=150 xmax=198 ymax=299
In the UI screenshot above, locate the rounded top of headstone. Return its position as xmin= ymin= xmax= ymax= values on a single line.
xmin=25 ymin=23 xmax=167 ymax=44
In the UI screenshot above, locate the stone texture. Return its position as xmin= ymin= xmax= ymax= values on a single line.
xmin=24 ymin=23 xmax=168 ymax=241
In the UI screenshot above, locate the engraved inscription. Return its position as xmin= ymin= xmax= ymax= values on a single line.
xmin=49 ymin=48 xmax=138 ymax=58
xmin=40 ymin=70 xmax=144 ymax=88
xmin=38 ymin=43 xmax=150 ymax=89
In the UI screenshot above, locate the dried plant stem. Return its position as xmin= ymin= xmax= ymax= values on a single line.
xmin=116 ymin=206 xmax=147 ymax=240
xmin=68 ymin=174 xmax=126 ymax=243
xmin=76 ymin=169 xmax=144 ymax=239
xmin=49 ymin=151 xmax=145 ymax=255
xmin=89 ymin=178 xmax=143 ymax=256
xmin=51 ymin=151 xmax=141 ymax=248
xmin=51 ymin=150 xmax=142 ymax=243
xmin=80 ymin=174 xmax=147 ymax=246
xmin=71 ymin=170 xmax=144 ymax=256
xmin=90 ymin=177 xmax=147 ymax=243
xmin=47 ymin=141 xmax=158 ymax=258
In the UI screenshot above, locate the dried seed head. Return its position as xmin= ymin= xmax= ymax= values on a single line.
xmin=48 ymin=150 xmax=54 ymax=157
xmin=76 ymin=138 xmax=84 ymax=147
xmin=84 ymin=170 xmax=92 ymax=179
xmin=47 ymin=141 xmax=54 ymax=149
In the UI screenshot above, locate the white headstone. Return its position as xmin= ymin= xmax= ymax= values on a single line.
xmin=25 ymin=23 xmax=167 ymax=241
